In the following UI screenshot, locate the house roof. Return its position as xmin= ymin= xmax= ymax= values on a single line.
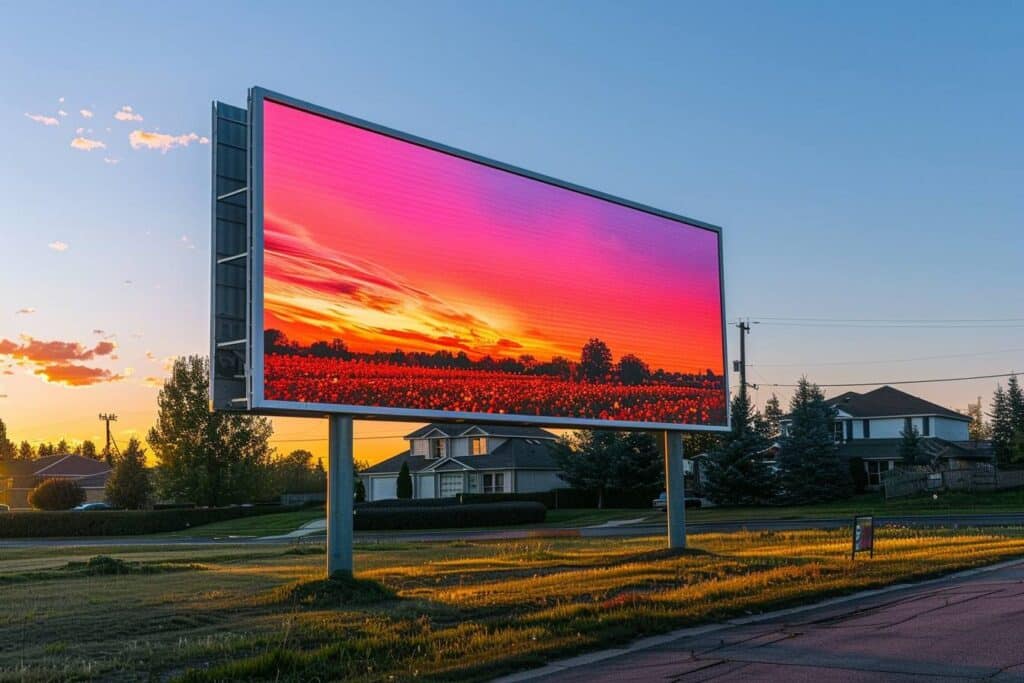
xmin=362 ymin=437 xmax=560 ymax=475
xmin=838 ymin=437 xmax=992 ymax=462
xmin=0 ymin=454 xmax=111 ymax=478
xmin=826 ymin=386 xmax=969 ymax=422
xmin=402 ymin=423 xmax=556 ymax=440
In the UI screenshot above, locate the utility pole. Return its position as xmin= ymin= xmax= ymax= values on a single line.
xmin=98 ymin=413 xmax=119 ymax=461
xmin=736 ymin=320 xmax=752 ymax=398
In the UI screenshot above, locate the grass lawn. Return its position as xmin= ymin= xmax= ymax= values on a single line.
xmin=3 ymin=528 xmax=1024 ymax=681
xmin=163 ymin=507 xmax=326 ymax=539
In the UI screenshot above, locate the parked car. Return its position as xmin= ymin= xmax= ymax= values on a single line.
xmin=651 ymin=492 xmax=703 ymax=509
xmin=71 ymin=502 xmax=114 ymax=512
xmin=0 ymin=503 xmax=9 ymax=512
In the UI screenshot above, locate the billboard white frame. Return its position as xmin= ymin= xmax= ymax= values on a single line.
xmin=245 ymin=86 xmax=731 ymax=433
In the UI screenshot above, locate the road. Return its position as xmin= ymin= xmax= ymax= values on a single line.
xmin=1 ymin=512 xmax=1023 ymax=548
xmin=501 ymin=558 xmax=1024 ymax=682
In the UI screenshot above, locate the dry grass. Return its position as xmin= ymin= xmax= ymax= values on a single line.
xmin=1 ymin=527 xmax=1023 ymax=682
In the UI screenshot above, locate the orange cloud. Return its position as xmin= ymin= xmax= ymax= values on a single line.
xmin=25 ymin=112 xmax=59 ymax=126
xmin=48 ymin=240 xmax=69 ymax=252
xmin=0 ymin=336 xmax=122 ymax=387
xmin=35 ymin=363 xmax=121 ymax=387
xmin=114 ymin=105 xmax=143 ymax=122
xmin=129 ymin=130 xmax=208 ymax=152
xmin=71 ymin=136 xmax=106 ymax=151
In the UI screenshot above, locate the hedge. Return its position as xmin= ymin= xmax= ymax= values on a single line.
xmin=353 ymin=502 xmax=545 ymax=531
xmin=458 ymin=487 xmax=659 ymax=509
xmin=0 ymin=505 xmax=301 ymax=539
xmin=355 ymin=497 xmax=460 ymax=509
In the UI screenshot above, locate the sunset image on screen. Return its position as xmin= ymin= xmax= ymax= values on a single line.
xmin=261 ymin=99 xmax=727 ymax=426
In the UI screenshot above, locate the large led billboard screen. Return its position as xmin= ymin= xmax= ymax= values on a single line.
xmin=249 ymin=89 xmax=728 ymax=430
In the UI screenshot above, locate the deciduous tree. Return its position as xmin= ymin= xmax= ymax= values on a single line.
xmin=148 ymin=356 xmax=275 ymax=506
xmin=0 ymin=418 xmax=15 ymax=462
xmin=579 ymin=338 xmax=613 ymax=382
xmin=552 ymin=430 xmax=661 ymax=508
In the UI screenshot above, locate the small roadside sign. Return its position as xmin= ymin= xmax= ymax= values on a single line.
xmin=852 ymin=515 xmax=874 ymax=560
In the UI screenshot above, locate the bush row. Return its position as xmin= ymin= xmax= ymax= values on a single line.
xmin=458 ymin=487 xmax=659 ymax=509
xmin=0 ymin=505 xmax=301 ymax=538
xmin=355 ymin=497 xmax=460 ymax=509
xmin=353 ymin=502 xmax=545 ymax=531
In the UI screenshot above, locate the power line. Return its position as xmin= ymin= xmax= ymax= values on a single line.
xmin=750 ymin=347 xmax=1024 ymax=368
xmin=758 ymin=371 xmax=1019 ymax=389
xmin=271 ymin=434 xmax=409 ymax=443
xmin=756 ymin=321 xmax=1024 ymax=329
xmin=751 ymin=316 xmax=1024 ymax=323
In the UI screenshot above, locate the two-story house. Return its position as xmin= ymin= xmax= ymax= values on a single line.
xmin=780 ymin=385 xmax=987 ymax=489
xmin=359 ymin=424 xmax=566 ymax=501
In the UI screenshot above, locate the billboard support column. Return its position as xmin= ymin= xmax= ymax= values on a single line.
xmin=663 ymin=431 xmax=686 ymax=549
xmin=327 ymin=414 xmax=354 ymax=577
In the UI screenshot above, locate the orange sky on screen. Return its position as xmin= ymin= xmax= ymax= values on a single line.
xmin=262 ymin=100 xmax=724 ymax=375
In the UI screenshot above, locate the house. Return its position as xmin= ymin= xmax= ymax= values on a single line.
xmin=780 ymin=386 xmax=985 ymax=489
xmin=360 ymin=424 xmax=566 ymax=501
xmin=0 ymin=454 xmax=112 ymax=509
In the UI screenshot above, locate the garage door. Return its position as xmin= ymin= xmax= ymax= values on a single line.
xmin=371 ymin=477 xmax=397 ymax=500
xmin=439 ymin=473 xmax=464 ymax=498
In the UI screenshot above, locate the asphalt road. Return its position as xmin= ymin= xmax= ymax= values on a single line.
xmin=2 ymin=513 xmax=1023 ymax=548
xmin=502 ymin=558 xmax=1024 ymax=682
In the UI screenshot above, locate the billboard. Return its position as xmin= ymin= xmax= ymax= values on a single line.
xmin=237 ymin=88 xmax=728 ymax=430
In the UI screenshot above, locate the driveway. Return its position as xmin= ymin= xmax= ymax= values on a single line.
xmin=501 ymin=558 xmax=1024 ymax=682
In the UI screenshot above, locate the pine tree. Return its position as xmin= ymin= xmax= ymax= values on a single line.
xmin=105 ymin=437 xmax=152 ymax=509
xmin=17 ymin=441 xmax=34 ymax=461
xmin=396 ymin=461 xmax=413 ymax=499
xmin=1007 ymin=376 xmax=1024 ymax=464
xmin=777 ymin=377 xmax=852 ymax=504
xmin=763 ymin=394 xmax=784 ymax=440
xmin=990 ymin=385 xmax=1014 ymax=466
xmin=966 ymin=400 xmax=991 ymax=442
xmin=899 ymin=426 xmax=927 ymax=467
xmin=703 ymin=391 xmax=775 ymax=505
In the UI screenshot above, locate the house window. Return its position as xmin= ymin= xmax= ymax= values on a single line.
xmin=832 ymin=421 xmax=845 ymax=443
xmin=470 ymin=437 xmax=487 ymax=455
xmin=412 ymin=440 xmax=427 ymax=457
xmin=483 ymin=472 xmax=504 ymax=493
xmin=922 ymin=417 xmax=931 ymax=437
xmin=863 ymin=420 xmax=871 ymax=438
xmin=431 ymin=440 xmax=445 ymax=459
xmin=866 ymin=460 xmax=893 ymax=487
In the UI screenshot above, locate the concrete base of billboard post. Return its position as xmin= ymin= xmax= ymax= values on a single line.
xmin=327 ymin=414 xmax=354 ymax=576
xmin=662 ymin=431 xmax=687 ymax=549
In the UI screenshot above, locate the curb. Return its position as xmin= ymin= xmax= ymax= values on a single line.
xmin=492 ymin=555 xmax=1024 ymax=682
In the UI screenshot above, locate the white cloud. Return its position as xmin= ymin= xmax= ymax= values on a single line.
xmin=15 ymin=307 xmax=36 ymax=315
xmin=129 ymin=130 xmax=208 ymax=152
xmin=103 ymin=157 xmax=120 ymax=165
xmin=25 ymin=112 xmax=59 ymax=126
xmin=58 ymin=110 xmax=68 ymax=117
xmin=48 ymin=241 xmax=69 ymax=252
xmin=58 ymin=97 xmax=65 ymax=103
xmin=114 ymin=105 xmax=143 ymax=122
xmin=80 ymin=109 xmax=94 ymax=118
xmin=70 ymin=137 xmax=106 ymax=151
xmin=76 ymin=127 xmax=84 ymax=134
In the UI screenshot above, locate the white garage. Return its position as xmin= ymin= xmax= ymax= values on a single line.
xmin=370 ymin=476 xmax=397 ymax=501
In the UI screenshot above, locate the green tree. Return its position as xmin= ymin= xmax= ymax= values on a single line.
xmin=28 ymin=478 xmax=86 ymax=510
xmin=579 ymin=338 xmax=613 ymax=382
xmin=966 ymin=400 xmax=991 ymax=443
xmin=273 ymin=449 xmax=327 ymax=495
xmin=0 ymin=418 xmax=15 ymax=462
xmin=80 ymin=440 xmax=99 ymax=459
xmin=56 ymin=438 xmax=70 ymax=455
xmin=148 ymin=356 xmax=275 ymax=506
xmin=396 ymin=461 xmax=413 ymax=499
xmin=354 ymin=478 xmax=366 ymax=503
xmin=37 ymin=442 xmax=54 ymax=457
xmin=1007 ymin=376 xmax=1024 ymax=464
xmin=762 ymin=394 xmax=784 ymax=440
xmin=105 ymin=437 xmax=152 ymax=509
xmin=703 ymin=391 xmax=775 ymax=505
xmin=991 ymin=384 xmax=1014 ymax=466
xmin=618 ymin=354 xmax=650 ymax=385
xmin=552 ymin=431 xmax=661 ymax=508
xmin=17 ymin=441 xmax=34 ymax=461
xmin=899 ymin=425 xmax=927 ymax=467
xmin=777 ymin=377 xmax=852 ymax=504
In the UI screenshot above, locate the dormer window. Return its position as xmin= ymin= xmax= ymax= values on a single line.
xmin=470 ymin=437 xmax=486 ymax=455
xmin=431 ymin=440 xmax=445 ymax=459
xmin=412 ymin=440 xmax=427 ymax=457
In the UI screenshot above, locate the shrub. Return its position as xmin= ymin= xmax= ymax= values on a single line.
xmin=28 ymin=479 xmax=86 ymax=511
xmin=849 ymin=457 xmax=869 ymax=494
xmin=0 ymin=504 xmax=301 ymax=539
xmin=354 ymin=502 xmax=545 ymax=531
xmin=356 ymin=497 xmax=459 ymax=509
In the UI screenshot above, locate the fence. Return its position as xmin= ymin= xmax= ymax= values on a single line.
xmin=883 ymin=466 xmax=1024 ymax=499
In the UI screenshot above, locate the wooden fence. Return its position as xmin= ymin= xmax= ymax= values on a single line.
xmin=883 ymin=466 xmax=1024 ymax=499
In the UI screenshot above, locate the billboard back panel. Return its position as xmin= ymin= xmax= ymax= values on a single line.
xmin=253 ymin=91 xmax=728 ymax=430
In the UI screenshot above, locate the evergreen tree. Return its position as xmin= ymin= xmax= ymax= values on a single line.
xmin=899 ymin=426 xmax=927 ymax=467
xmin=966 ymin=400 xmax=991 ymax=442
xmin=56 ymin=438 xmax=70 ymax=455
xmin=0 ymin=418 xmax=15 ymax=462
xmin=105 ymin=437 xmax=152 ymax=509
xmin=1007 ymin=376 xmax=1024 ymax=464
xmin=354 ymin=478 xmax=366 ymax=503
xmin=703 ymin=391 xmax=774 ymax=505
xmin=37 ymin=442 xmax=54 ymax=457
xmin=763 ymin=394 xmax=784 ymax=440
xmin=777 ymin=377 xmax=852 ymax=504
xmin=396 ymin=461 xmax=413 ymax=499
xmin=148 ymin=356 xmax=275 ymax=506
xmin=991 ymin=385 xmax=1014 ymax=466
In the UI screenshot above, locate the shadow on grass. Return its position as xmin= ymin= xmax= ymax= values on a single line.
xmin=0 ymin=555 xmax=207 ymax=584
xmin=264 ymin=574 xmax=397 ymax=608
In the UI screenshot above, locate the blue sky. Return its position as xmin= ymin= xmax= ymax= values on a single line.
xmin=1 ymin=1 xmax=1021 ymax=459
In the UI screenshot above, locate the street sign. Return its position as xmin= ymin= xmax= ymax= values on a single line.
xmin=852 ymin=515 xmax=875 ymax=559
